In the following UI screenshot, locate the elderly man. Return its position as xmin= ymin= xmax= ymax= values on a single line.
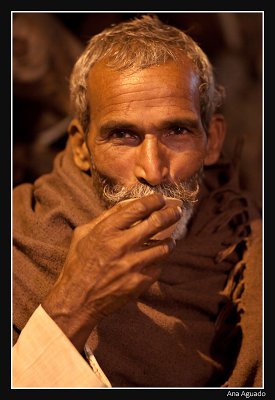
xmin=12 ymin=15 xmax=262 ymax=388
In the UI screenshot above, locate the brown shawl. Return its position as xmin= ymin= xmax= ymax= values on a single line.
xmin=13 ymin=137 xmax=262 ymax=387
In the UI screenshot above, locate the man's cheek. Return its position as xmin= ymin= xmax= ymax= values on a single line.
xmin=173 ymin=154 xmax=205 ymax=181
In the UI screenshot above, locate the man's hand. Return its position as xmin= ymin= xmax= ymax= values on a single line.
xmin=42 ymin=193 xmax=182 ymax=351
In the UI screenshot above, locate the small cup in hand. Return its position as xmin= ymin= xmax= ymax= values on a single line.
xmin=119 ymin=196 xmax=183 ymax=241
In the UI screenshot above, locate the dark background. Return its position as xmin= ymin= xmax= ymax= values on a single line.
xmin=12 ymin=12 xmax=262 ymax=208
xmin=6 ymin=7 xmax=272 ymax=400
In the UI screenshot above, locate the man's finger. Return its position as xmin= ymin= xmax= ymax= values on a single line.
xmin=96 ymin=193 xmax=167 ymax=230
xmin=123 ymin=205 xmax=182 ymax=245
xmin=123 ymin=237 xmax=176 ymax=273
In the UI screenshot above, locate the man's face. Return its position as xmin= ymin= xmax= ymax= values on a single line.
xmin=85 ymin=59 xmax=209 ymax=203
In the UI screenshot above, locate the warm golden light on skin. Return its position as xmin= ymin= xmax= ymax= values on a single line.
xmin=82 ymin=59 xmax=216 ymax=189
xmin=70 ymin=59 xmax=224 ymax=190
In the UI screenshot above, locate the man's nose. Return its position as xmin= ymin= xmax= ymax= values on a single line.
xmin=134 ymin=136 xmax=169 ymax=186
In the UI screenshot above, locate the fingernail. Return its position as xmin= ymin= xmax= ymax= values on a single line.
xmin=177 ymin=206 xmax=183 ymax=216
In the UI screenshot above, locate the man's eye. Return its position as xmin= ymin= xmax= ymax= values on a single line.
xmin=108 ymin=130 xmax=140 ymax=144
xmin=168 ymin=127 xmax=188 ymax=136
xmin=111 ymin=131 xmax=134 ymax=139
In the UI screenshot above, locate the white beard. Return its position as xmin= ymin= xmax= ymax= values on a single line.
xmin=171 ymin=207 xmax=193 ymax=240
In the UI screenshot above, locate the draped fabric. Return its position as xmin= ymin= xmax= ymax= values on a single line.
xmin=13 ymin=137 xmax=262 ymax=387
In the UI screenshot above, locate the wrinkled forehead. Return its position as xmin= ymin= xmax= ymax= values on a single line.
xmin=86 ymin=58 xmax=200 ymax=111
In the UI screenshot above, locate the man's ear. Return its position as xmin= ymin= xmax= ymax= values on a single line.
xmin=68 ymin=119 xmax=90 ymax=171
xmin=204 ymin=114 xmax=226 ymax=166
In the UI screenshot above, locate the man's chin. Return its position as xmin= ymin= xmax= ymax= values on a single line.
xmin=171 ymin=208 xmax=193 ymax=240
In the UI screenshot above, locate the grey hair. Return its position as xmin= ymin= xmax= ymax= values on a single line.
xmin=69 ymin=14 xmax=225 ymax=134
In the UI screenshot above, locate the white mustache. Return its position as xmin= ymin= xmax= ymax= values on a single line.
xmin=102 ymin=181 xmax=200 ymax=207
xmin=90 ymin=156 xmax=202 ymax=209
